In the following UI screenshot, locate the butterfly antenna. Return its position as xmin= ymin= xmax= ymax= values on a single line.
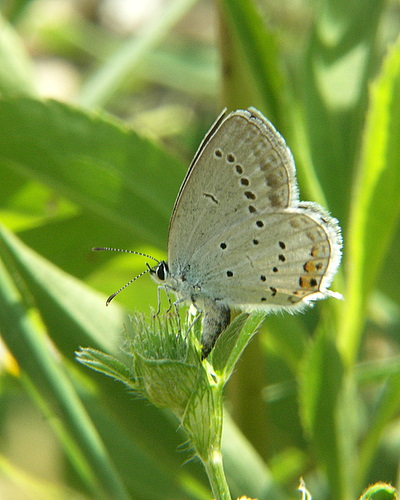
xmin=92 ymin=247 xmax=160 ymax=305
xmin=105 ymin=268 xmax=152 ymax=306
xmin=92 ymin=247 xmax=160 ymax=263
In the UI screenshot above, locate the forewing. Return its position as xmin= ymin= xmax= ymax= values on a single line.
xmin=168 ymin=108 xmax=298 ymax=269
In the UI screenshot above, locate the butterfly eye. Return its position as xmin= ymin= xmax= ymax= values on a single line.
xmin=156 ymin=262 xmax=169 ymax=281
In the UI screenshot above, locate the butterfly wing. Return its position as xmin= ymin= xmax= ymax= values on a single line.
xmin=188 ymin=203 xmax=342 ymax=310
xmin=167 ymin=107 xmax=341 ymax=310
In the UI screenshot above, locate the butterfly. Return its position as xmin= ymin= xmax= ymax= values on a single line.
xmin=95 ymin=108 xmax=342 ymax=358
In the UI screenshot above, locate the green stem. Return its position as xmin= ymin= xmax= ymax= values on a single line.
xmin=202 ymin=449 xmax=232 ymax=500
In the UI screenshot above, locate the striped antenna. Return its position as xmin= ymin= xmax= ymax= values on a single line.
xmin=92 ymin=247 xmax=159 ymax=305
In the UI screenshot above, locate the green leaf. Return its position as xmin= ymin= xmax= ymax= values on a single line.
xmin=211 ymin=312 xmax=249 ymax=372
xmin=299 ymin=333 xmax=346 ymax=497
xmin=0 ymin=14 xmax=36 ymax=97
xmin=303 ymin=0 xmax=386 ymax=225
xmin=211 ymin=312 xmax=265 ymax=379
xmin=0 ymin=223 xmax=128 ymax=355
xmin=357 ymin=372 xmax=400 ymax=487
xmin=338 ymin=33 xmax=400 ymax=364
xmin=216 ymin=0 xmax=288 ymax=128
xmin=0 ymin=251 xmax=130 ymax=499
xmin=76 ymin=348 xmax=135 ymax=389
xmin=359 ymin=482 xmax=398 ymax=500
xmin=0 ymin=97 xmax=184 ymax=249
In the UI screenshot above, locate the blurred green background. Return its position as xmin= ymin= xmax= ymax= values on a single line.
xmin=1 ymin=0 xmax=400 ymax=499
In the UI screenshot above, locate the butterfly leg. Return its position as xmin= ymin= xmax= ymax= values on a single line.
xmin=200 ymin=299 xmax=230 ymax=359
xmin=154 ymin=285 xmax=177 ymax=315
xmin=152 ymin=285 xmax=165 ymax=317
xmin=171 ymin=297 xmax=184 ymax=337
xmin=152 ymin=286 xmax=184 ymax=339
